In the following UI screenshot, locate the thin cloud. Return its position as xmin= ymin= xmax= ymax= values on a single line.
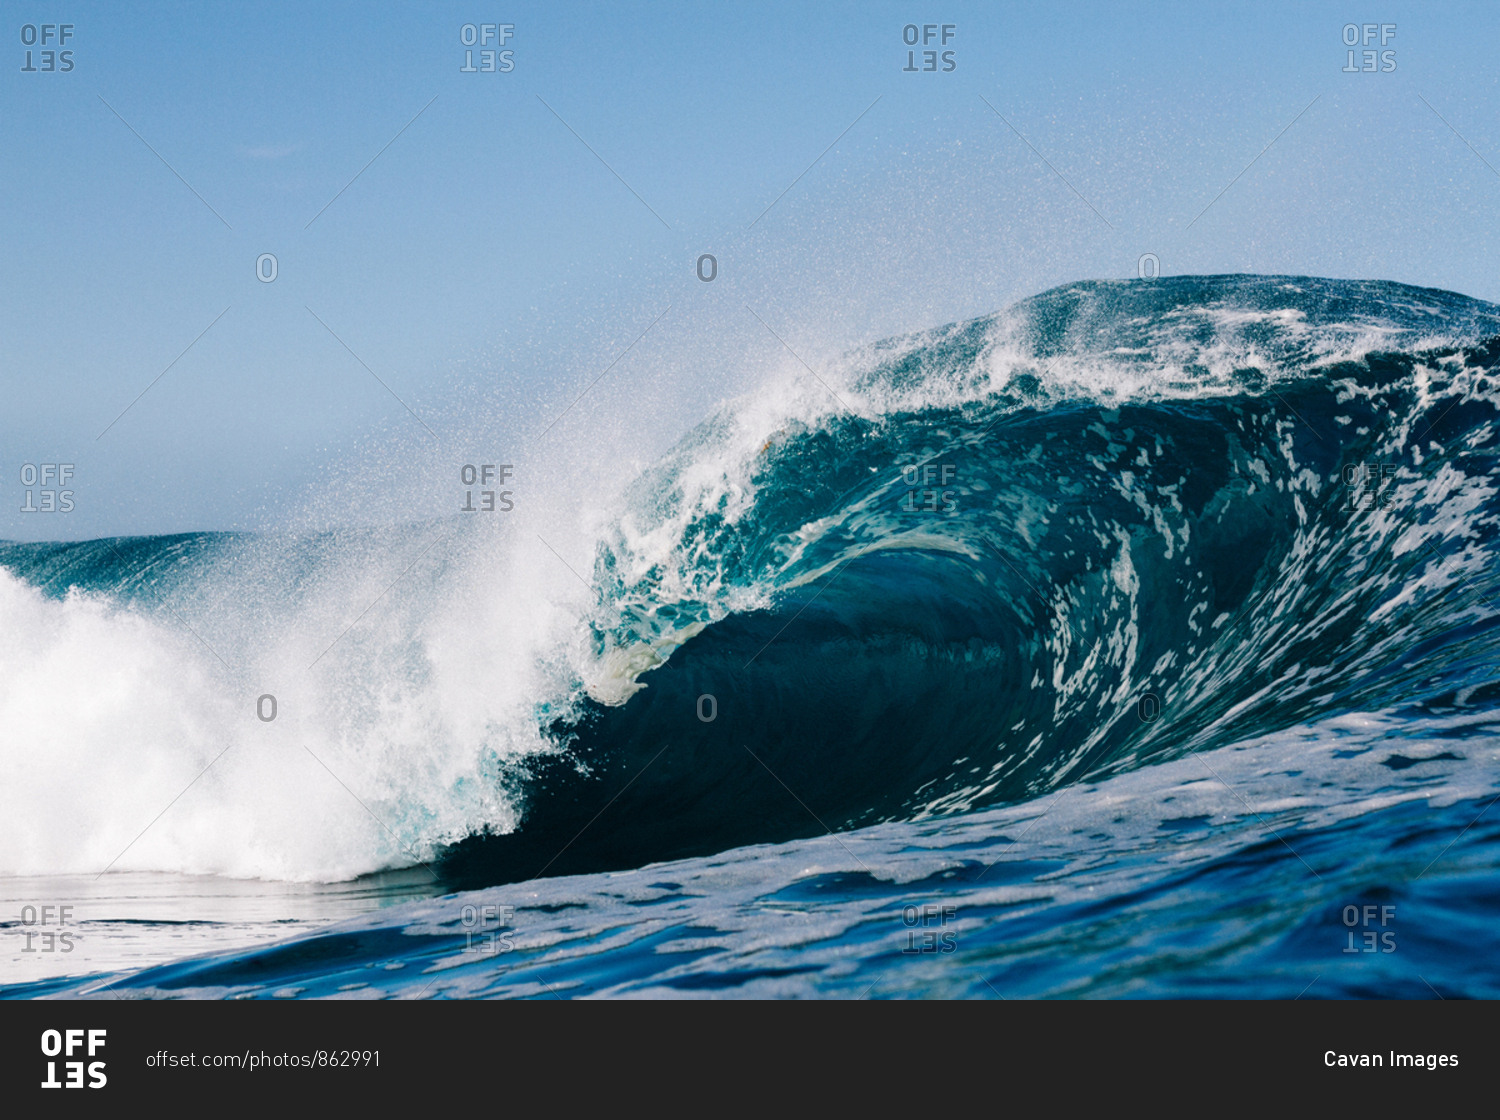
xmin=239 ymin=141 xmax=304 ymax=160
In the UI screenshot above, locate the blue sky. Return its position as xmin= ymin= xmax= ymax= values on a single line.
xmin=4 ymin=0 xmax=1499 ymax=539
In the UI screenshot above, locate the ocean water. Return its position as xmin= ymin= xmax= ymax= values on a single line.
xmin=4 ymin=275 xmax=1499 ymax=998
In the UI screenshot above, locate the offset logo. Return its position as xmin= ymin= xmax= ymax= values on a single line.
xmin=899 ymin=463 xmax=958 ymax=514
xmin=19 ymin=23 xmax=75 ymax=72
xmin=18 ymin=904 xmax=81 ymax=953
xmin=901 ymin=23 xmax=956 ymax=72
xmin=1340 ymin=461 xmax=1397 ymax=512
xmin=1342 ymin=23 xmax=1396 ymax=72
xmin=40 ymin=1029 xmax=107 ymax=1089
xmin=461 ymin=904 xmax=515 ymax=955
xmin=18 ymin=463 xmax=76 ymax=513
xmin=460 ymin=463 xmax=514 ymax=512
xmin=900 ymin=903 xmax=958 ymax=953
xmin=459 ymin=23 xmax=514 ymax=72
xmin=1341 ymin=903 xmax=1397 ymax=953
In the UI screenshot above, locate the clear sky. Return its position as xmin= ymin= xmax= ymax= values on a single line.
xmin=4 ymin=0 xmax=1499 ymax=540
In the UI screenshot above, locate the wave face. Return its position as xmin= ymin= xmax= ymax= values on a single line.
xmin=4 ymin=276 xmax=1500 ymax=889
xmin=442 ymin=275 xmax=1500 ymax=884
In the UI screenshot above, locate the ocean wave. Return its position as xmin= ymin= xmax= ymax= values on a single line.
xmin=4 ymin=275 xmax=1499 ymax=886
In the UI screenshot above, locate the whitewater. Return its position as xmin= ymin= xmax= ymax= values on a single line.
xmin=4 ymin=275 xmax=1499 ymax=997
